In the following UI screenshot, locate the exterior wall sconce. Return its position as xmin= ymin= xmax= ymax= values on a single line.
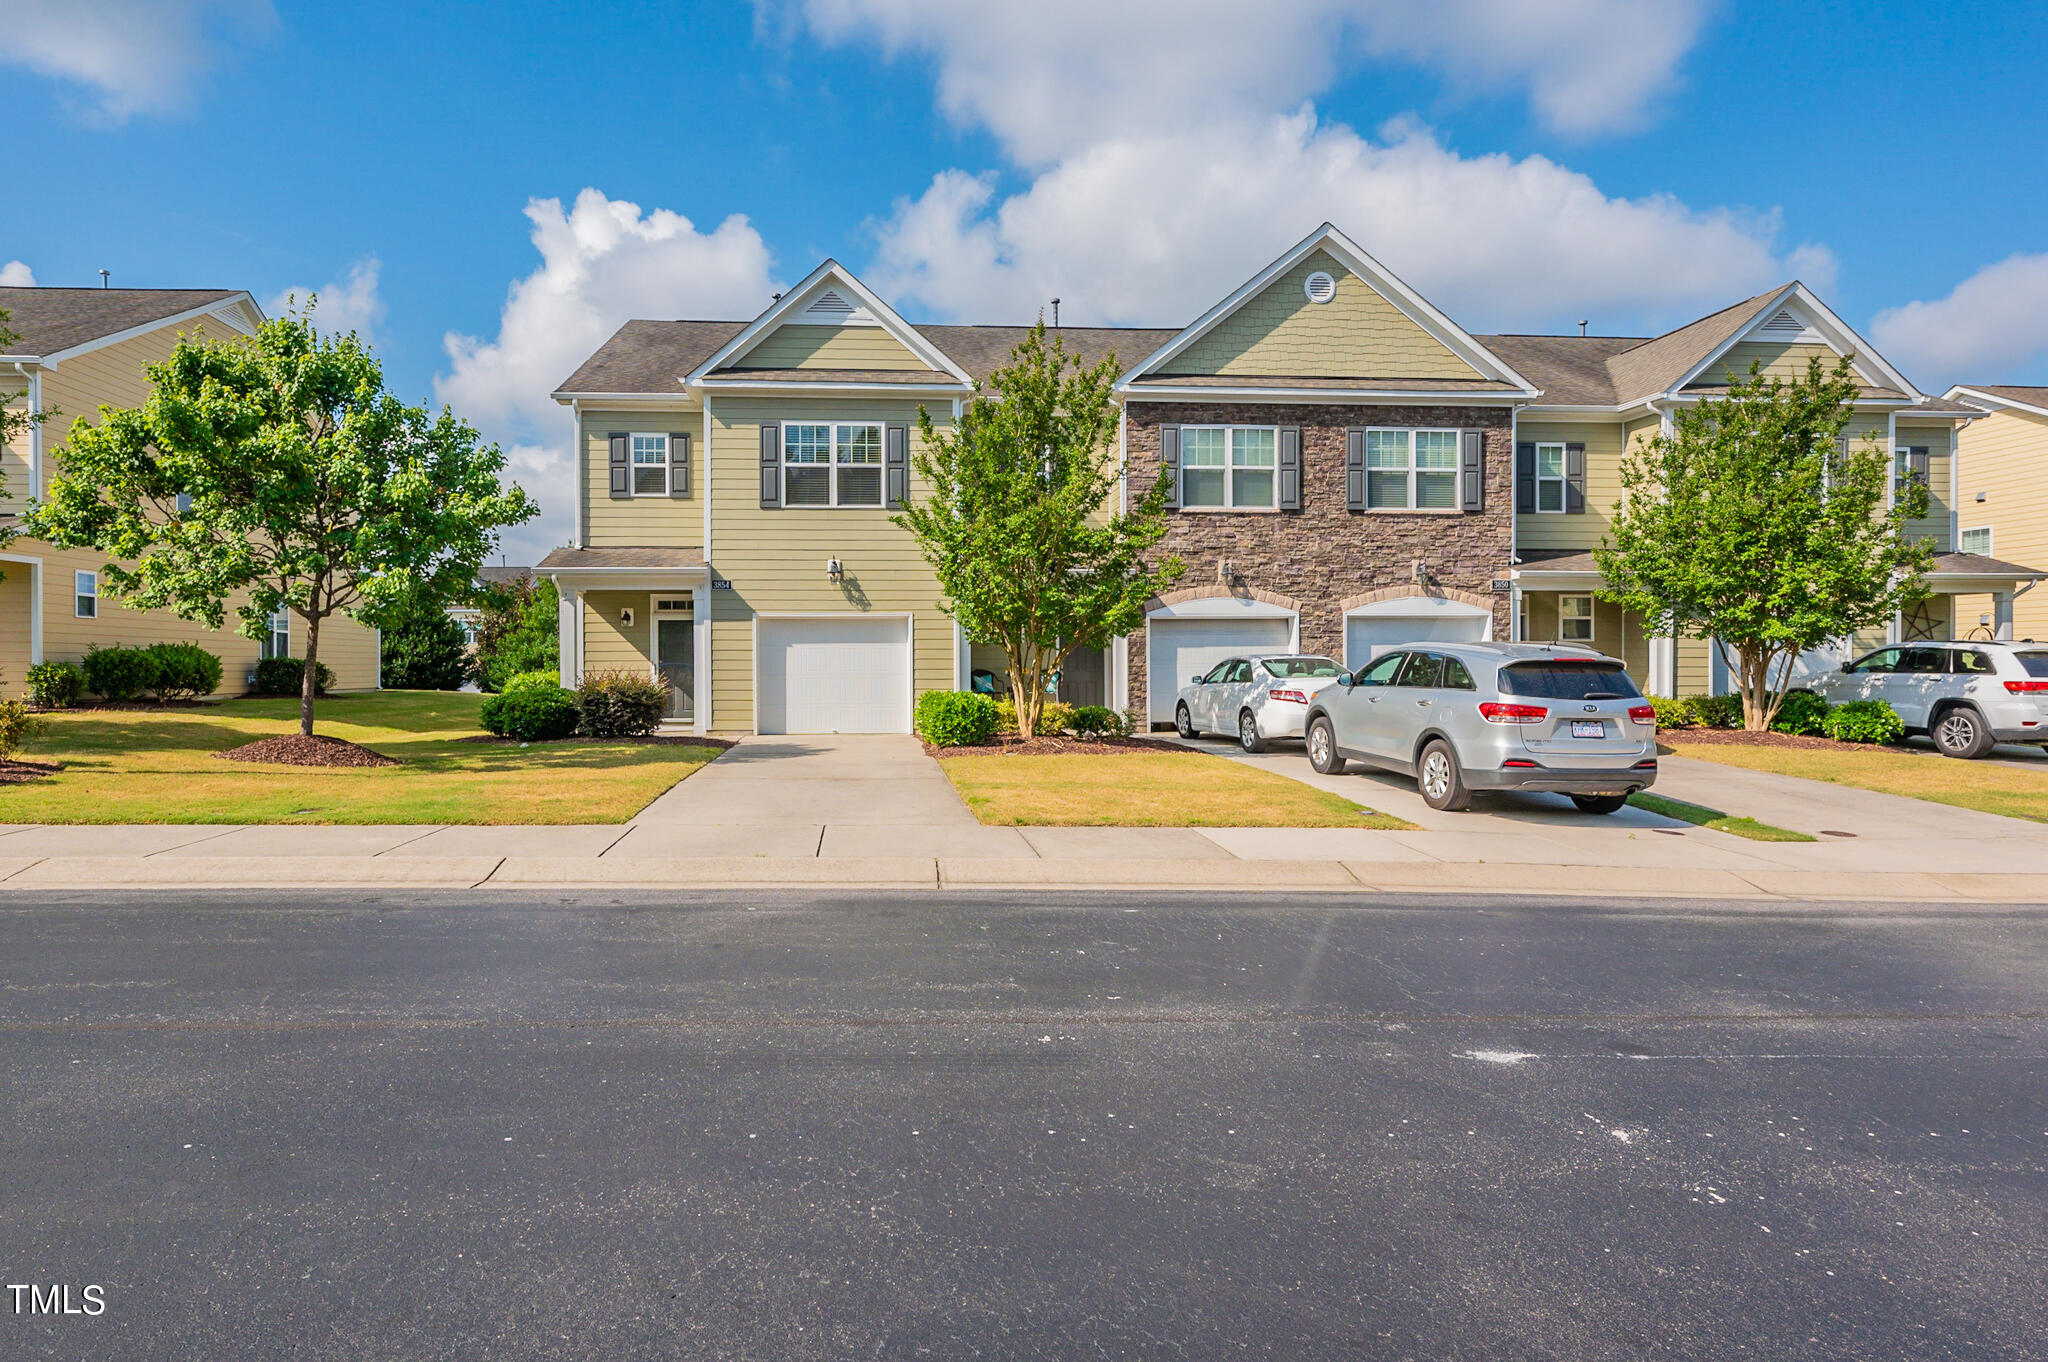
xmin=826 ymin=557 xmax=844 ymax=585
xmin=620 ymin=607 xmax=634 ymax=626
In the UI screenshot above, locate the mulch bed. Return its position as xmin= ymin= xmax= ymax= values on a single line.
xmin=1661 ymin=729 xmax=1874 ymax=753
xmin=454 ymin=734 xmax=737 ymax=749
xmin=926 ymin=734 xmax=1196 ymax=758
xmin=214 ymin=735 xmax=401 ymax=768
xmin=0 ymin=759 xmax=62 ymax=784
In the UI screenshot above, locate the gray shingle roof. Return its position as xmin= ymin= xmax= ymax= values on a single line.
xmin=1929 ymin=552 xmax=2046 ymax=579
xmin=0 ymin=286 xmax=244 ymax=357
xmin=537 ymin=545 xmax=707 ymax=570
xmin=1124 ymin=373 xmax=1521 ymax=392
xmin=1951 ymin=384 xmax=2048 ymax=411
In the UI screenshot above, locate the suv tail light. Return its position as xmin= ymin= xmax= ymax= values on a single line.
xmin=1627 ymin=704 xmax=1656 ymax=725
xmin=1478 ymin=702 xmax=1548 ymax=724
xmin=1268 ymin=689 xmax=1310 ymax=704
xmin=2004 ymin=680 xmax=2048 ymax=694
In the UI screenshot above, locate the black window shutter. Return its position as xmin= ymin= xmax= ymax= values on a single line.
xmin=1515 ymin=442 xmax=1536 ymax=514
xmin=1345 ymin=428 xmax=1366 ymax=511
xmin=1159 ymin=425 xmax=1180 ymax=510
xmin=759 ymin=423 xmax=781 ymax=508
xmin=1278 ymin=427 xmax=1302 ymax=511
xmin=1460 ymin=430 xmax=1484 ymax=512
xmin=608 ymin=432 xmax=630 ymax=499
xmin=1565 ymin=442 xmax=1587 ymax=514
xmin=669 ymin=432 xmax=690 ymax=498
xmin=885 ymin=424 xmax=909 ymax=509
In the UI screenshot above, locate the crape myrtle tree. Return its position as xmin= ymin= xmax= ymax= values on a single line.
xmin=27 ymin=307 xmax=536 ymax=735
xmin=894 ymin=320 xmax=1183 ymax=737
xmin=1595 ymin=355 xmax=1932 ymax=731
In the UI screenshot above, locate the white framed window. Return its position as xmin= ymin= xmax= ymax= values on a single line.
xmin=1960 ymin=526 xmax=1992 ymax=556
xmin=783 ymin=422 xmax=883 ymax=507
xmin=1533 ymin=442 xmax=1567 ymax=513
xmin=261 ymin=608 xmax=290 ymax=659
xmin=74 ymin=570 xmax=98 ymax=619
xmin=1180 ymin=426 xmax=1277 ymax=509
xmin=1365 ymin=428 xmax=1461 ymax=509
xmin=630 ymin=433 xmax=669 ymax=497
xmin=175 ymin=492 xmax=193 ymax=515
xmin=1559 ymin=594 xmax=1594 ymax=642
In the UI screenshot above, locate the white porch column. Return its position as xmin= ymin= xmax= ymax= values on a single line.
xmin=1994 ymin=590 xmax=2015 ymax=641
xmin=556 ymin=587 xmax=581 ymax=686
xmin=1648 ymin=634 xmax=1676 ymax=698
xmin=692 ymin=583 xmax=712 ymax=733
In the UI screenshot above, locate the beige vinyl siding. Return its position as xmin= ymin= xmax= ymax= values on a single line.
xmin=0 ymin=565 xmax=32 ymax=695
xmin=1688 ymin=341 xmax=1860 ymax=386
xmin=1674 ymin=636 xmax=1715 ymax=696
xmin=733 ymin=325 xmax=928 ymax=371
xmin=1896 ymin=423 xmax=1952 ymax=552
xmin=581 ymin=409 xmax=703 ymax=548
xmin=1951 ymin=405 xmax=2048 ymax=639
xmin=2 ymin=376 xmax=29 ymax=506
xmin=581 ymin=591 xmax=655 ymax=674
xmin=1514 ymin=419 xmax=1631 ymax=552
xmin=1158 ymin=250 xmax=1480 ymax=381
xmin=709 ymin=395 xmax=955 ymax=733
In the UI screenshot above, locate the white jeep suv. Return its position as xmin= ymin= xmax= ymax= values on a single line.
xmin=1810 ymin=641 xmax=2048 ymax=757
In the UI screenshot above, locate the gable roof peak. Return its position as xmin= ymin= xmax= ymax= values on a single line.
xmin=684 ymin=257 xmax=971 ymax=385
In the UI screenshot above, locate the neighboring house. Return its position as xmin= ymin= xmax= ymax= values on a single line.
xmin=0 ymin=287 xmax=382 ymax=697
xmin=546 ymin=223 xmax=2031 ymax=735
xmin=1944 ymin=386 xmax=2048 ymax=642
xmin=449 ymin=565 xmax=536 ymax=646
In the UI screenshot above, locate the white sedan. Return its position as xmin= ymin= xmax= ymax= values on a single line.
xmin=1175 ymin=654 xmax=1349 ymax=752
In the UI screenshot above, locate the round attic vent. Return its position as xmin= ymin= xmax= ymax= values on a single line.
xmin=1304 ymin=270 xmax=1337 ymax=304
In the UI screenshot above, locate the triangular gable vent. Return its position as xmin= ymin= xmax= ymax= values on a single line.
xmin=797 ymin=288 xmax=875 ymax=325
xmin=1758 ymin=308 xmax=1805 ymax=337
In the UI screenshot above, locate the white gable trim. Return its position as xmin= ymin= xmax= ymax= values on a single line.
xmin=39 ymin=292 xmax=262 ymax=367
xmin=685 ymin=260 xmax=971 ymax=384
xmin=1116 ymin=223 xmax=1539 ymax=396
xmin=1673 ymin=283 xmax=1920 ymax=399
xmin=1946 ymin=385 xmax=2048 ymax=421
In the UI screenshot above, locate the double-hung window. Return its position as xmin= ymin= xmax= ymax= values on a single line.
xmin=1533 ymin=442 xmax=1567 ymax=512
xmin=1558 ymin=594 xmax=1594 ymax=642
xmin=261 ymin=607 xmax=290 ymax=660
xmin=630 ymin=433 xmax=669 ymax=496
xmin=783 ymin=423 xmax=883 ymax=507
xmin=74 ymin=570 xmax=98 ymax=619
xmin=1960 ymin=526 xmax=1993 ymax=556
xmin=1180 ymin=426 xmax=1276 ymax=509
xmin=1365 ymin=428 xmax=1460 ymax=509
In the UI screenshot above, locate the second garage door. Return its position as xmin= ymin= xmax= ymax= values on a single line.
xmin=1147 ymin=616 xmax=1293 ymax=725
xmin=757 ymin=617 xmax=911 ymax=734
xmin=1344 ymin=609 xmax=1491 ymax=666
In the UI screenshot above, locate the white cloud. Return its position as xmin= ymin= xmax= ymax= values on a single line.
xmin=267 ymin=258 xmax=384 ymax=346
xmin=0 ymin=0 xmax=276 ymax=124
xmin=435 ymin=189 xmax=778 ymax=563
xmin=780 ymin=0 xmax=1709 ymax=162
xmin=869 ymin=112 xmax=1832 ymax=336
xmin=0 ymin=261 xmax=34 ymax=287
xmin=1869 ymin=253 xmax=2048 ymax=388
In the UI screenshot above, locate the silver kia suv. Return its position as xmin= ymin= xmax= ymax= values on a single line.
xmin=1810 ymin=640 xmax=2048 ymax=757
xmin=1303 ymin=643 xmax=1659 ymax=813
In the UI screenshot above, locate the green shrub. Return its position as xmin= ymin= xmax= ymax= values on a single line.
xmin=1068 ymin=704 xmax=1126 ymax=738
xmin=1770 ymin=688 xmax=1831 ymax=736
xmin=501 ymin=669 xmax=563 ymax=697
xmin=0 ymin=698 xmax=38 ymax=760
xmin=143 ymin=642 xmax=223 ymax=701
xmin=471 ymin=577 xmax=559 ymax=692
xmin=915 ymin=690 xmax=999 ymax=747
xmin=479 ymin=683 xmax=580 ymax=741
xmin=379 ymin=592 xmax=471 ymax=690
xmin=1822 ymin=699 xmax=1903 ymax=745
xmin=993 ymin=696 xmax=1074 ymax=735
xmin=25 ymin=661 xmax=86 ymax=709
xmin=254 ymin=656 xmax=334 ymax=697
xmin=1684 ymin=693 xmax=1743 ymax=729
xmin=578 ymin=669 xmax=669 ymax=738
xmin=1648 ymin=695 xmax=1698 ymax=730
xmin=82 ymin=644 xmax=161 ymax=703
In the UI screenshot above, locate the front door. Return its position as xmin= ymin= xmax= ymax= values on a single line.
xmin=654 ymin=617 xmax=694 ymax=720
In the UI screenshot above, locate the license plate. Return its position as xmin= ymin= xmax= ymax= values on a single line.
xmin=1570 ymin=720 xmax=1605 ymax=738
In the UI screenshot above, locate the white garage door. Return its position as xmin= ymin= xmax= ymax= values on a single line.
xmin=1147 ymin=616 xmax=1292 ymax=724
xmin=1345 ymin=611 xmax=1490 ymax=666
xmin=757 ymin=617 xmax=910 ymax=734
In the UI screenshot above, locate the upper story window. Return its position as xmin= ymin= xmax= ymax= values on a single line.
xmin=1365 ymin=428 xmax=1459 ymax=509
xmin=783 ymin=422 xmax=883 ymax=507
xmin=631 ymin=433 xmax=670 ymax=496
xmin=1181 ymin=426 xmax=1276 ymax=509
xmin=1533 ymin=442 xmax=1567 ymax=513
xmin=1960 ymin=526 xmax=1992 ymax=556
xmin=74 ymin=570 xmax=98 ymax=619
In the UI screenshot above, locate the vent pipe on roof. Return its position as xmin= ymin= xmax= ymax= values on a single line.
xmin=1051 ymin=298 xmax=1061 ymax=330
xmin=1578 ymin=319 xmax=1588 ymax=337
xmin=99 ymin=269 xmax=110 ymax=289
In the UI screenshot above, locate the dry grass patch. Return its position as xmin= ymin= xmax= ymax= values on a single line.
xmin=939 ymin=750 xmax=1412 ymax=828
xmin=1666 ymin=739 xmax=2048 ymax=824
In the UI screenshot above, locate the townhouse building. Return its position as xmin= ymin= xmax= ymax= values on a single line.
xmin=1944 ymin=385 xmax=2048 ymax=642
xmin=547 ymin=224 xmax=2037 ymax=734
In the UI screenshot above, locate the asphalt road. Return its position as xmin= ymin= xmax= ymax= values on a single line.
xmin=2 ymin=889 xmax=2044 ymax=1360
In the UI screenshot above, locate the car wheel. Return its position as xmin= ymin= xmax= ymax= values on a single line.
xmin=1307 ymin=717 xmax=1345 ymax=774
xmin=1571 ymin=794 xmax=1629 ymax=815
xmin=1176 ymin=702 xmax=1197 ymax=739
xmin=1932 ymin=704 xmax=1994 ymax=759
xmin=1416 ymin=739 xmax=1472 ymax=812
xmin=1238 ymin=708 xmax=1268 ymax=754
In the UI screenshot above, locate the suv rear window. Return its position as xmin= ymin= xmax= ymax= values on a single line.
xmin=1498 ymin=660 xmax=1643 ymax=700
xmin=2016 ymin=652 xmax=2048 ymax=678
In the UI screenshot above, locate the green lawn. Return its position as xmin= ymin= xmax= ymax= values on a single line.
xmin=1627 ymin=791 xmax=1815 ymax=842
xmin=939 ymin=750 xmax=1414 ymax=828
xmin=1665 ymin=739 xmax=2048 ymax=825
xmin=4 ymin=691 xmax=722 ymax=824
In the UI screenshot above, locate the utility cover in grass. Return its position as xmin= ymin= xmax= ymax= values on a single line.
xmin=215 ymin=735 xmax=400 ymax=768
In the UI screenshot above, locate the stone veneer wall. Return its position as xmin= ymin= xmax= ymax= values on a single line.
xmin=1124 ymin=401 xmax=1517 ymax=717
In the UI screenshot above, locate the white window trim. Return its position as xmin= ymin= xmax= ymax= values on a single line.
xmin=74 ymin=569 xmax=98 ymax=619
xmin=262 ymin=607 xmax=291 ymax=659
xmin=1178 ymin=425 xmax=1280 ymax=512
xmin=1533 ymin=440 xmax=1568 ymax=514
xmin=1363 ymin=426 xmax=1463 ymax=511
xmin=1558 ymin=593 xmax=1595 ymax=643
xmin=629 ymin=432 xmax=670 ymax=498
xmin=1960 ymin=525 xmax=1993 ymax=556
xmin=782 ymin=421 xmax=886 ymax=509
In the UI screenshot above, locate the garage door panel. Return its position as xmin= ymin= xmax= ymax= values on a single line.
xmin=1146 ymin=617 xmax=1292 ymax=723
xmin=759 ymin=618 xmax=910 ymax=734
xmin=1344 ymin=612 xmax=1490 ymax=667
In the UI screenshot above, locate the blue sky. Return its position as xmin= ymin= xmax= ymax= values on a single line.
xmin=4 ymin=0 xmax=2044 ymax=558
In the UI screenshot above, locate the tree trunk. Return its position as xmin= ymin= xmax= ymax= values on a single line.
xmin=299 ymin=611 xmax=321 ymax=738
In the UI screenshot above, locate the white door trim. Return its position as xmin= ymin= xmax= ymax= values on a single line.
xmin=751 ymin=611 xmax=917 ymax=735
xmin=0 ymin=552 xmax=43 ymax=666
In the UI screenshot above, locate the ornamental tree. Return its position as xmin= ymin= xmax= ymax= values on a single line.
xmin=1594 ymin=355 xmax=1933 ymax=730
xmin=27 ymin=308 xmax=535 ymax=735
xmin=894 ymin=320 xmax=1183 ymax=737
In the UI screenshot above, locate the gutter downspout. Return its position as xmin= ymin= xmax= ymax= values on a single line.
xmin=1507 ymin=401 xmax=1527 ymax=643
xmin=1644 ymin=399 xmax=1679 ymax=696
